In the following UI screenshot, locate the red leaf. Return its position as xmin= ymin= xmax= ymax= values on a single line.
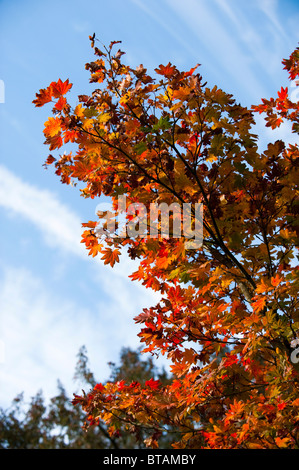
xmin=184 ymin=64 xmax=200 ymax=77
xmin=50 ymin=79 xmax=73 ymax=98
xmin=277 ymin=86 xmax=288 ymax=101
xmin=155 ymin=63 xmax=177 ymax=78
xmin=145 ymin=378 xmax=161 ymax=390
xmin=33 ymin=87 xmax=53 ymax=107
xmin=94 ymin=383 xmax=105 ymax=392
xmin=44 ymin=154 xmax=56 ymax=166
xmin=54 ymin=96 xmax=67 ymax=111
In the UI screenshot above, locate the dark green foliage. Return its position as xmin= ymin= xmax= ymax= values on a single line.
xmin=0 ymin=346 xmax=174 ymax=449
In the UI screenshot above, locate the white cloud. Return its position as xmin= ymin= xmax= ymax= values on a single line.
xmin=0 ymin=260 xmax=164 ymax=409
xmin=0 ymin=165 xmax=148 ymax=282
xmin=0 ymin=165 xmax=85 ymax=257
xmin=0 ymin=265 xmax=96 ymax=407
xmin=0 ymin=167 xmax=166 ymax=408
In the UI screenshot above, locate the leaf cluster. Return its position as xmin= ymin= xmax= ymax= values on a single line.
xmin=33 ymin=40 xmax=299 ymax=449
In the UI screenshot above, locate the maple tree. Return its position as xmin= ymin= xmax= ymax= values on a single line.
xmin=34 ymin=38 xmax=299 ymax=449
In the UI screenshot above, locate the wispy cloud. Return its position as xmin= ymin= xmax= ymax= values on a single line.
xmin=0 ymin=265 xmax=107 ymax=406
xmin=258 ymin=0 xmax=289 ymax=39
xmin=164 ymin=0 xmax=269 ymax=100
xmin=0 ymin=167 xmax=164 ymax=406
xmin=0 ymin=165 xmax=85 ymax=257
xmin=0 ymin=165 xmax=154 ymax=280
xmin=0 ymin=261 xmax=164 ymax=408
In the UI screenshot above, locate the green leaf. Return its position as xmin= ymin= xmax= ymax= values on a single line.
xmin=134 ymin=142 xmax=147 ymax=155
xmin=84 ymin=107 xmax=99 ymax=118
xmin=233 ymin=160 xmax=247 ymax=173
xmin=152 ymin=116 xmax=172 ymax=132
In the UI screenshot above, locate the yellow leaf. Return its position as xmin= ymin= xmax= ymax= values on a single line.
xmin=44 ymin=117 xmax=61 ymax=137
xmin=98 ymin=112 xmax=111 ymax=124
xmin=206 ymin=153 xmax=218 ymax=162
xmin=213 ymin=425 xmax=223 ymax=434
xmin=75 ymin=103 xmax=85 ymax=119
xmin=275 ymin=437 xmax=291 ymax=448
xmin=83 ymin=118 xmax=94 ymax=130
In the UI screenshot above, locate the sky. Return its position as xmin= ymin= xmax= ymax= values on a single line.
xmin=0 ymin=0 xmax=298 ymax=410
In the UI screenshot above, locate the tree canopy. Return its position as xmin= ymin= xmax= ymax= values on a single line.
xmin=33 ymin=39 xmax=299 ymax=449
xmin=0 ymin=346 xmax=173 ymax=449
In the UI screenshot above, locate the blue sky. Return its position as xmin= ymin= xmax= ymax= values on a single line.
xmin=0 ymin=0 xmax=298 ymax=408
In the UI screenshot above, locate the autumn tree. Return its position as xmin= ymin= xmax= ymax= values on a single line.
xmin=0 ymin=346 xmax=172 ymax=449
xmin=33 ymin=39 xmax=299 ymax=449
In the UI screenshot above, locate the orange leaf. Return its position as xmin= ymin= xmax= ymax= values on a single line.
xmin=54 ymin=96 xmax=67 ymax=111
xmin=271 ymin=274 xmax=282 ymax=287
xmin=82 ymin=221 xmax=98 ymax=229
xmin=101 ymin=248 xmax=120 ymax=267
xmin=33 ymin=87 xmax=53 ymax=107
xmin=252 ymin=296 xmax=267 ymax=313
xmin=255 ymin=278 xmax=271 ymax=294
xmin=155 ymin=62 xmax=177 ymax=78
xmin=183 ymin=64 xmax=200 ymax=77
xmin=44 ymin=117 xmax=61 ymax=137
xmin=50 ymin=78 xmax=72 ymax=98
xmin=44 ymin=133 xmax=63 ymax=150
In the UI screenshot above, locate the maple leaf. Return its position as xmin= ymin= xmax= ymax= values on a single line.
xmin=169 ymin=362 xmax=188 ymax=377
xmin=44 ymin=133 xmax=63 ymax=150
xmin=44 ymin=117 xmax=61 ymax=137
xmin=50 ymin=78 xmax=73 ymax=98
xmin=155 ymin=62 xmax=178 ymax=78
xmin=43 ymin=154 xmax=56 ymax=166
xmin=255 ymin=278 xmax=272 ymax=294
xmin=54 ymin=96 xmax=67 ymax=111
xmin=94 ymin=383 xmax=105 ymax=392
xmin=82 ymin=221 xmax=98 ymax=229
xmin=251 ymin=296 xmax=267 ymax=313
xmin=277 ymin=86 xmax=288 ymax=101
xmin=134 ymin=308 xmax=154 ymax=324
xmin=81 ymin=230 xmax=103 ymax=257
xmin=101 ymin=248 xmax=120 ymax=267
xmin=183 ymin=64 xmax=200 ymax=77
xmin=275 ymin=437 xmax=291 ymax=448
xmin=223 ymin=353 xmax=239 ymax=367
xmin=271 ymin=274 xmax=282 ymax=287
xmin=33 ymin=87 xmax=53 ymax=107
xmin=89 ymin=243 xmax=102 ymax=258
xmin=145 ymin=378 xmax=161 ymax=390
xmin=277 ymin=401 xmax=286 ymax=411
